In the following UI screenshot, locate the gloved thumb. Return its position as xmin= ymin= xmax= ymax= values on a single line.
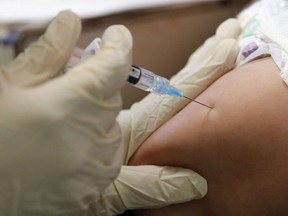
xmin=93 ymin=165 xmax=207 ymax=215
xmin=1 ymin=10 xmax=81 ymax=87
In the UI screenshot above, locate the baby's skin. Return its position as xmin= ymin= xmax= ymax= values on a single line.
xmin=129 ymin=57 xmax=288 ymax=216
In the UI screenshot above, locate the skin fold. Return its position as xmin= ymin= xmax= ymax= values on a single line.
xmin=129 ymin=57 xmax=288 ymax=216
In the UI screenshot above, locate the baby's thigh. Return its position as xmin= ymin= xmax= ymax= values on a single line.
xmin=130 ymin=57 xmax=288 ymax=216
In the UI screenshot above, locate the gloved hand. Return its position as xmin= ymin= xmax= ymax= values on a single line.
xmin=93 ymin=18 xmax=241 ymax=215
xmin=0 ymin=10 xmax=132 ymax=216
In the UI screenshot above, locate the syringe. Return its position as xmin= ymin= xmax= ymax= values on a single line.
xmin=128 ymin=65 xmax=211 ymax=108
xmin=80 ymin=38 xmax=211 ymax=108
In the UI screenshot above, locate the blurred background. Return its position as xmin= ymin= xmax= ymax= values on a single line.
xmin=0 ymin=0 xmax=251 ymax=108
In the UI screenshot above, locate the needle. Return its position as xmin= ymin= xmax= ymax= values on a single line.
xmin=183 ymin=95 xmax=212 ymax=109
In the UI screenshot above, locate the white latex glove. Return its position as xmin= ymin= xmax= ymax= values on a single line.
xmin=93 ymin=18 xmax=241 ymax=215
xmin=0 ymin=10 xmax=132 ymax=216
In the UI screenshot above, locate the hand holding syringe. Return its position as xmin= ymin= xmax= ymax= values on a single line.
xmin=76 ymin=38 xmax=211 ymax=109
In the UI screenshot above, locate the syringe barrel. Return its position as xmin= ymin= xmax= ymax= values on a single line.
xmin=128 ymin=65 xmax=155 ymax=91
xmin=79 ymin=41 xmax=183 ymax=97
xmin=127 ymin=65 xmax=183 ymax=97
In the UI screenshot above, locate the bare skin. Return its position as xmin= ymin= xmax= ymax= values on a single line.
xmin=129 ymin=57 xmax=288 ymax=216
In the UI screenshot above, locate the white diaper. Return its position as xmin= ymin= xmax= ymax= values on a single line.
xmin=236 ymin=0 xmax=288 ymax=85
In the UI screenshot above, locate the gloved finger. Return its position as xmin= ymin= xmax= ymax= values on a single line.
xmin=60 ymin=25 xmax=132 ymax=100
xmin=1 ymin=10 xmax=81 ymax=87
xmin=171 ymin=38 xmax=240 ymax=97
xmin=93 ymin=165 xmax=207 ymax=216
xmin=178 ymin=18 xmax=241 ymax=73
xmin=216 ymin=18 xmax=241 ymax=39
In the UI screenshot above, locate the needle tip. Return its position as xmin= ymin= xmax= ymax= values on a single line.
xmin=182 ymin=95 xmax=212 ymax=109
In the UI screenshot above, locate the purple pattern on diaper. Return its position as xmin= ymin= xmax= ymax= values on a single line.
xmin=242 ymin=42 xmax=259 ymax=58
